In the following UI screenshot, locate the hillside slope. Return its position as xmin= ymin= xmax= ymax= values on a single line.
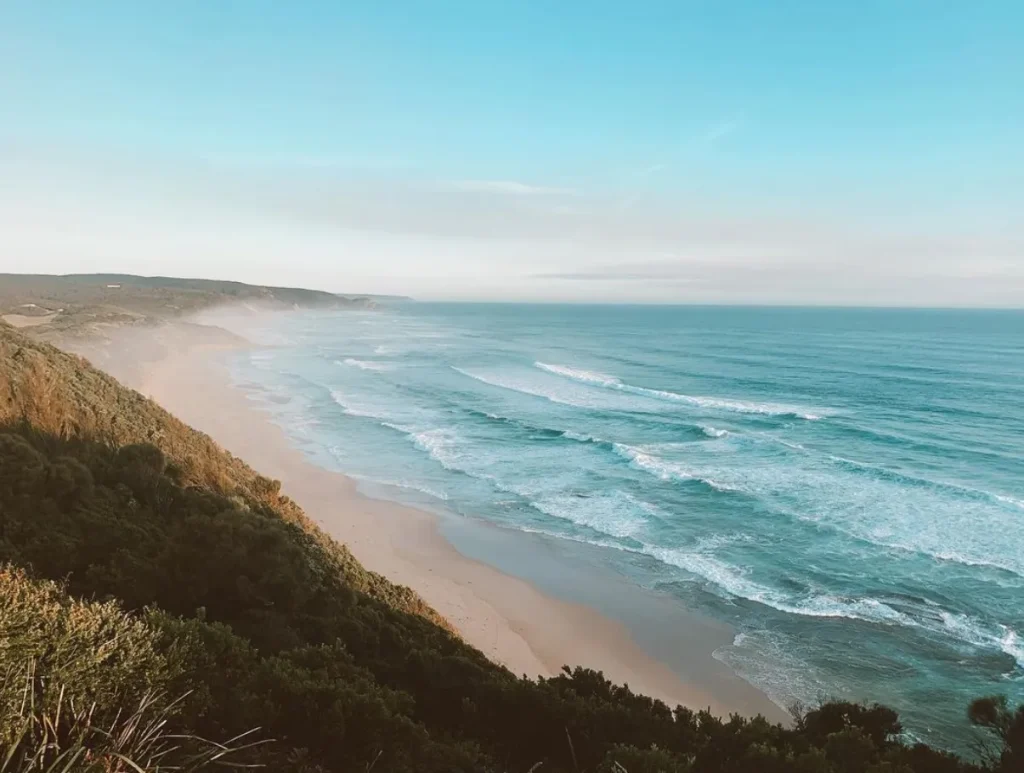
xmin=0 ymin=321 xmax=446 ymax=626
xmin=0 ymin=321 xmax=1018 ymax=772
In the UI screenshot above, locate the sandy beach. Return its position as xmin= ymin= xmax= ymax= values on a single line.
xmin=69 ymin=317 xmax=784 ymax=720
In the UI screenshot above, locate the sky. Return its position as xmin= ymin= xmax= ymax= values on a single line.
xmin=1 ymin=1 xmax=1022 ymax=305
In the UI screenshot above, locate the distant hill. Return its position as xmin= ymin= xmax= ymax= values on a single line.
xmin=356 ymin=293 xmax=415 ymax=302
xmin=0 ymin=272 xmax=383 ymax=340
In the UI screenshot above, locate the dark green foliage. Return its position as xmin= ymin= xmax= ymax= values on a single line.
xmin=596 ymin=743 xmax=693 ymax=772
xmin=797 ymin=701 xmax=903 ymax=748
xmin=969 ymin=696 xmax=1024 ymax=771
xmin=0 ymin=435 xmax=46 ymax=494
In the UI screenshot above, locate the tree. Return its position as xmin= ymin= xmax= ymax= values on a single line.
xmin=968 ymin=695 xmax=1024 ymax=771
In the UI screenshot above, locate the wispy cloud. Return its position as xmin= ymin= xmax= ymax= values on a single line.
xmin=618 ymin=115 xmax=744 ymax=212
xmin=6 ymin=140 xmax=1021 ymax=306
xmin=202 ymin=150 xmax=409 ymax=170
xmin=702 ymin=117 xmax=742 ymax=144
xmin=632 ymin=115 xmax=744 ymax=177
xmin=535 ymin=270 xmax=697 ymax=282
xmin=441 ymin=180 xmax=575 ymax=196
xmin=532 ymin=248 xmax=797 ymax=283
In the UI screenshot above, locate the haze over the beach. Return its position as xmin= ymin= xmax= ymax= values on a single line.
xmin=1 ymin=1 xmax=1022 ymax=306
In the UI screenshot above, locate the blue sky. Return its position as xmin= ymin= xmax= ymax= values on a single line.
xmin=1 ymin=1 xmax=1022 ymax=304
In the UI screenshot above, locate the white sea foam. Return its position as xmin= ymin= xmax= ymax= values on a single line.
xmin=642 ymin=537 xmax=1024 ymax=665
xmin=564 ymin=532 xmax=919 ymax=629
xmin=351 ymin=474 xmax=449 ymax=502
xmin=394 ymin=424 xmax=511 ymax=488
xmin=534 ymin=361 xmax=829 ymax=419
xmin=408 ymin=428 xmax=461 ymax=470
xmin=611 ymin=443 xmax=737 ymax=492
xmin=561 ymin=429 xmax=599 ymax=443
xmin=995 ymin=493 xmax=1024 ymax=510
xmin=534 ymin=362 xmax=622 ymax=387
xmin=328 ymin=389 xmax=391 ymax=420
xmin=644 ymin=543 xmax=913 ymax=625
xmin=511 ymin=501 xmax=914 ymax=629
xmin=883 ymin=544 xmax=1024 ymax=577
xmin=700 ymin=425 xmax=729 ymax=438
xmin=713 ymin=629 xmax=833 ymax=718
xmin=611 ymin=438 xmax=1024 ymax=577
xmin=530 ymin=491 xmax=651 ymax=540
xmin=513 ymin=525 xmax=636 ymax=556
xmin=824 ymin=452 xmax=1024 ymax=512
xmin=1000 ymin=629 xmax=1024 ymax=669
xmin=452 ymin=367 xmax=603 ymax=408
xmin=340 ymin=358 xmax=391 ymax=372
xmin=938 ymin=612 xmax=1024 ymax=670
xmin=613 ymin=443 xmax=684 ymax=479
xmin=514 ymin=504 xmax=1024 ymax=664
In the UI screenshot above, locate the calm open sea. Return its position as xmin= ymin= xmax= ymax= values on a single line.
xmin=227 ymin=303 xmax=1024 ymax=747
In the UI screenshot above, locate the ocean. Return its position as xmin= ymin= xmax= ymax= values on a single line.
xmin=225 ymin=303 xmax=1024 ymax=748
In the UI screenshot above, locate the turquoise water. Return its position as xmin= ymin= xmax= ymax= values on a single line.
xmin=228 ymin=304 xmax=1024 ymax=747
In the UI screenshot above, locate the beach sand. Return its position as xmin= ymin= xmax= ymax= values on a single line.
xmin=2 ymin=312 xmax=60 ymax=328
xmin=68 ymin=317 xmax=784 ymax=720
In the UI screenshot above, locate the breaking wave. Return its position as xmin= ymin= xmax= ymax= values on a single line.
xmin=535 ymin=362 xmax=830 ymax=419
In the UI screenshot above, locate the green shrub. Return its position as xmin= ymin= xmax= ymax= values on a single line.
xmin=596 ymin=743 xmax=693 ymax=772
xmin=0 ymin=568 xmax=262 ymax=772
xmin=0 ymin=566 xmax=173 ymax=736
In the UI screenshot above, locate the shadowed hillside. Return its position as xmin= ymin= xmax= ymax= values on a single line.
xmin=0 ymin=321 xmax=1020 ymax=772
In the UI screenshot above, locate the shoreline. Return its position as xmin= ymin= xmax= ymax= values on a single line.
xmin=70 ymin=319 xmax=784 ymax=720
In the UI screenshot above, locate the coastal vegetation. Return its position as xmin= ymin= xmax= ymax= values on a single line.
xmin=0 ymin=321 xmax=1020 ymax=771
xmin=0 ymin=273 xmax=379 ymax=341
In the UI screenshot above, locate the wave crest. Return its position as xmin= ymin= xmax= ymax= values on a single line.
xmin=535 ymin=362 xmax=622 ymax=387
xmin=328 ymin=389 xmax=391 ymax=420
xmin=612 ymin=443 xmax=737 ymax=492
xmin=340 ymin=358 xmax=391 ymax=372
xmin=700 ymin=425 xmax=729 ymax=438
xmin=453 ymin=367 xmax=602 ymax=408
xmin=534 ymin=362 xmax=829 ymax=419
xmin=530 ymin=491 xmax=652 ymax=540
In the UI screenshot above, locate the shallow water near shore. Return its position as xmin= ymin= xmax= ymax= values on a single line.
xmin=223 ymin=303 xmax=1024 ymax=749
